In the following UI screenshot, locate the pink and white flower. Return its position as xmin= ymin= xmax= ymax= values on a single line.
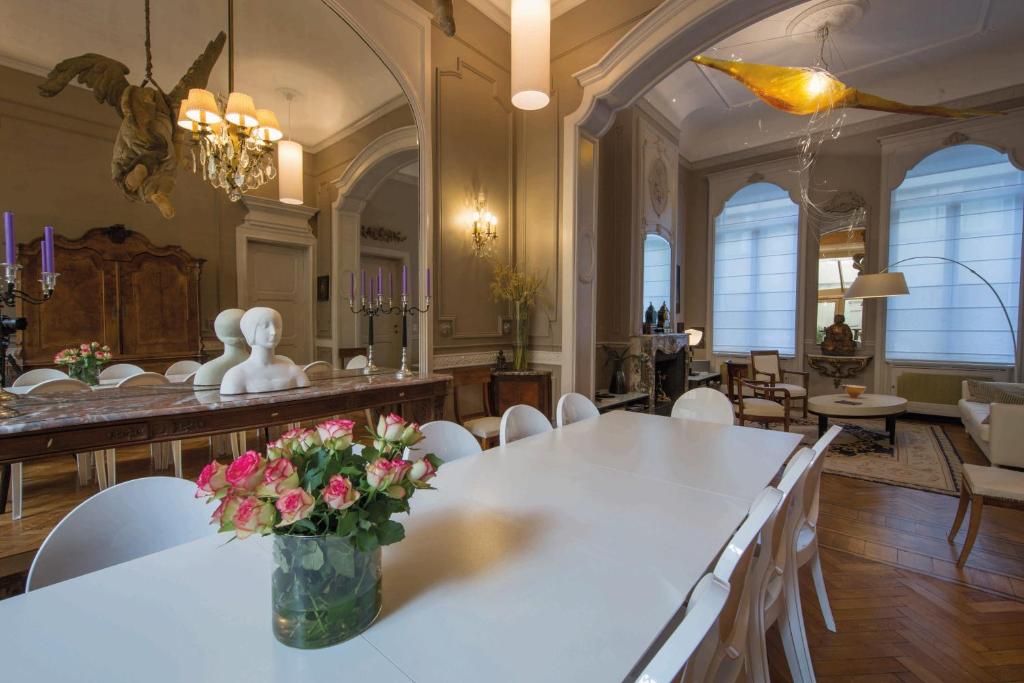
xmin=225 ymin=450 xmax=266 ymax=492
xmin=224 ymin=496 xmax=275 ymax=538
xmin=275 ymin=487 xmax=315 ymax=526
xmin=317 ymin=419 xmax=355 ymax=451
xmin=322 ymin=475 xmax=360 ymax=510
xmin=257 ymin=458 xmax=299 ymax=497
xmin=408 ymin=456 xmax=437 ymax=485
xmin=366 ymin=458 xmax=408 ymax=491
xmin=196 ymin=460 xmax=229 ymax=499
xmin=400 ymin=422 xmax=424 ymax=447
xmin=377 ymin=413 xmax=407 ymax=442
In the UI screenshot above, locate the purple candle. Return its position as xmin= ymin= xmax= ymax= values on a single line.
xmin=377 ymin=267 xmax=383 ymax=295
xmin=402 ymin=265 xmax=408 ymax=295
xmin=361 ymin=270 xmax=366 ymax=298
xmin=388 ymin=272 xmax=393 ymax=298
xmin=349 ymin=272 xmax=355 ymax=300
xmin=426 ymin=268 xmax=431 ymax=297
xmin=3 ymin=212 xmax=14 ymax=265
xmin=43 ymin=226 xmax=54 ymax=273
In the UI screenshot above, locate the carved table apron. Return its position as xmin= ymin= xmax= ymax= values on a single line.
xmin=0 ymin=371 xmax=450 ymax=466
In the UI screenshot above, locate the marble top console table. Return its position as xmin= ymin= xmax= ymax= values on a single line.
xmin=0 ymin=369 xmax=450 ymax=466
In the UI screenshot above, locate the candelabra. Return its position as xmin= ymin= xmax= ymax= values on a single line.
xmin=348 ymin=289 xmax=388 ymax=375
xmin=0 ymin=264 xmax=59 ymax=417
xmin=386 ymin=292 xmax=432 ymax=379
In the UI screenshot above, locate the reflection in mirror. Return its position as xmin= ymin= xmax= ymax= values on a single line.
xmin=642 ymin=233 xmax=671 ymax=316
xmin=817 ymin=227 xmax=867 ymax=344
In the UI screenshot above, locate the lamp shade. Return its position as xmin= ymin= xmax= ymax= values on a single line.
xmin=176 ymin=100 xmax=198 ymax=132
xmin=844 ymin=272 xmax=910 ymax=299
xmin=277 ymin=140 xmax=304 ymax=205
xmin=185 ymin=88 xmax=222 ymax=125
xmin=511 ymin=0 xmax=550 ymax=111
xmin=225 ymin=92 xmax=259 ymax=128
xmin=254 ymin=109 xmax=284 ymax=142
xmin=685 ymin=328 xmax=703 ymax=348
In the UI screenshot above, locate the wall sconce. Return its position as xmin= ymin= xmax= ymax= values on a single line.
xmin=471 ymin=196 xmax=498 ymax=257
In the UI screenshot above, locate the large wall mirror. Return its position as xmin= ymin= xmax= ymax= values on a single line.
xmin=816 ymin=226 xmax=867 ymax=345
xmin=0 ymin=0 xmax=416 ymax=369
xmin=642 ymin=233 xmax=672 ymax=318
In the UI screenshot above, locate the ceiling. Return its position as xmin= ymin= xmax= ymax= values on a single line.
xmin=644 ymin=0 xmax=1024 ymax=162
xmin=0 ymin=0 xmax=406 ymax=149
xmin=465 ymin=0 xmax=588 ymax=31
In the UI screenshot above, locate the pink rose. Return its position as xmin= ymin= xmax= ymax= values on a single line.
xmin=385 ymin=484 xmax=407 ymax=500
xmin=408 ymin=456 xmax=437 ymax=485
xmin=295 ymin=428 xmax=321 ymax=452
xmin=400 ymin=422 xmax=424 ymax=447
xmin=225 ymin=451 xmax=266 ymax=492
xmin=366 ymin=458 xmax=410 ymax=491
xmin=322 ymin=475 xmax=360 ymax=510
xmin=211 ymin=496 xmax=231 ymax=526
xmin=275 ymin=488 xmax=315 ymax=527
xmin=80 ymin=343 xmax=90 ymax=352
xmin=256 ymin=458 xmax=299 ymax=497
xmin=226 ymin=496 xmax=275 ymax=538
xmin=196 ymin=460 xmax=229 ymax=499
xmin=376 ymin=412 xmax=407 ymax=442
xmin=317 ymin=419 xmax=355 ymax=451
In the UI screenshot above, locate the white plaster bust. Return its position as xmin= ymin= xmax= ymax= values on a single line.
xmin=219 ymin=307 xmax=310 ymax=395
xmin=193 ymin=309 xmax=248 ymax=387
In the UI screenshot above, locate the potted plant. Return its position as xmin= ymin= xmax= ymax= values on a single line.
xmin=195 ymin=414 xmax=442 ymax=649
xmin=490 ymin=264 xmax=545 ymax=371
xmin=602 ymin=345 xmax=643 ymax=395
xmin=53 ymin=342 xmax=111 ymax=385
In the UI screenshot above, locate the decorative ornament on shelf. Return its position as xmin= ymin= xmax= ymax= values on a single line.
xmin=195 ymin=414 xmax=443 ymax=648
xmin=361 ymin=225 xmax=408 ymax=244
xmin=490 ymin=264 xmax=545 ymax=372
xmin=54 ymin=342 xmax=111 ymax=386
xmin=38 ymin=0 xmax=225 ymax=218
xmin=820 ymin=313 xmax=856 ymax=356
xmin=470 ymin=194 xmax=499 ymax=257
xmin=177 ymin=0 xmax=286 ymax=203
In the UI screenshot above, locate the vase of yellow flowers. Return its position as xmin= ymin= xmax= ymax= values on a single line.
xmin=490 ymin=265 xmax=545 ymax=371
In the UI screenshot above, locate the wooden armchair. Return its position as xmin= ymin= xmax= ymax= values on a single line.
xmin=749 ymin=350 xmax=808 ymax=418
xmin=735 ymin=379 xmax=792 ymax=432
xmin=451 ymin=366 xmax=501 ymax=448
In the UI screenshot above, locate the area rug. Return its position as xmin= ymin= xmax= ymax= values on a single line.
xmin=776 ymin=417 xmax=964 ymax=496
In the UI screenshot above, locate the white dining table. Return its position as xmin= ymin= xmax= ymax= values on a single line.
xmin=0 ymin=410 xmax=801 ymax=682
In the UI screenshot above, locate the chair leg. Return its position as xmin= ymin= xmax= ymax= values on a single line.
xmin=802 ymin=396 xmax=808 ymax=419
xmin=781 ymin=557 xmax=816 ymax=683
xmin=956 ymin=494 xmax=984 ymax=568
xmin=76 ymin=452 xmax=93 ymax=486
xmin=94 ymin=451 xmax=108 ymax=489
xmin=809 ymin=541 xmax=837 ymax=632
xmin=106 ymin=449 xmax=117 ymax=487
xmin=948 ymin=485 xmax=971 ymax=542
xmin=746 ymin=597 xmax=770 ymax=683
xmin=11 ymin=462 xmax=23 ymax=520
xmin=172 ymin=440 xmax=184 ymax=478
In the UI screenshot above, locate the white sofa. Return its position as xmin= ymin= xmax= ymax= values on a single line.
xmin=958 ymin=381 xmax=1024 ymax=468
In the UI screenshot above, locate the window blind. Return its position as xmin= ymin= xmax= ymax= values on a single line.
xmin=886 ymin=144 xmax=1023 ymax=365
xmin=712 ymin=182 xmax=799 ymax=355
xmin=642 ymin=234 xmax=672 ymax=313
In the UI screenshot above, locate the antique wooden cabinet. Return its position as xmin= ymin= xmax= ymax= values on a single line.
xmin=491 ymin=370 xmax=553 ymax=421
xmin=16 ymin=225 xmax=204 ymax=372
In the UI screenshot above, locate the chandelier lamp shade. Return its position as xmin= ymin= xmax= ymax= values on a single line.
xmin=176 ymin=0 xmax=283 ymax=202
xmin=511 ymin=0 xmax=550 ymax=111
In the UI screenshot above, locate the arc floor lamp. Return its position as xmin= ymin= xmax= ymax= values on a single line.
xmin=845 ymin=255 xmax=1019 ymax=382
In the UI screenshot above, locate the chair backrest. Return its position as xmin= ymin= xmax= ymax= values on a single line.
xmin=25 ymin=377 xmax=92 ymax=395
xmin=812 ymin=424 xmax=843 ymax=458
xmin=116 ymin=371 xmax=171 ymax=387
xmin=556 ymin=392 xmax=600 ymax=428
xmin=405 ymin=420 xmax=482 ymax=463
xmin=769 ymin=448 xmax=816 ymax=576
xmin=800 ymin=430 xmax=833 ymax=528
xmin=499 ymin=404 xmax=553 ymax=446
xmin=179 ymin=371 xmax=197 ymax=386
xmin=345 ymin=355 xmax=368 ymax=370
xmin=723 ymin=361 xmax=752 ymax=402
xmin=165 ymin=360 xmax=201 ymax=376
xmin=750 ymin=350 xmax=781 ymax=382
xmin=671 ymin=387 xmax=734 ymax=425
xmin=450 ymin=366 xmax=494 ymax=423
xmin=12 ymin=368 xmax=67 ymax=387
xmin=303 ymin=360 xmax=336 ymax=378
xmin=27 ymin=477 xmax=216 ymax=591
xmin=636 ymin=573 xmax=729 ymax=683
xmin=98 ymin=363 xmax=145 ymax=381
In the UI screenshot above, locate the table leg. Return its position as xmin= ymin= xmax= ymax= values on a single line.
xmin=0 ymin=463 xmax=10 ymax=513
xmin=817 ymin=413 xmax=828 ymax=437
xmin=886 ymin=414 xmax=897 ymax=445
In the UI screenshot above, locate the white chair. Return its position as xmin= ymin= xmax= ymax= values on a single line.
xmin=26 ymin=477 xmax=216 ymax=591
xmin=303 ymin=360 xmax=336 ymax=378
xmin=405 ymin=421 xmax=482 ymax=463
xmin=345 ymin=355 xmax=369 ymax=370
xmin=165 ymin=360 xmax=201 ymax=376
xmin=98 ymin=363 xmax=145 ymax=382
xmin=8 ymin=378 xmax=94 ymax=520
xmin=555 ymin=392 xmax=599 ymax=428
xmin=747 ymin=448 xmax=818 ymax=683
xmin=636 ymin=572 xmax=730 ymax=683
xmin=499 ymin=404 xmax=553 ymax=446
xmin=671 ymin=387 xmax=735 ymax=425
xmin=701 ymin=486 xmax=783 ymax=682
xmin=94 ymin=373 xmax=177 ymax=487
xmin=12 ymin=367 xmax=67 ymax=387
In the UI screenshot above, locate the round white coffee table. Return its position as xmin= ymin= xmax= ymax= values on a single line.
xmin=807 ymin=393 xmax=908 ymax=444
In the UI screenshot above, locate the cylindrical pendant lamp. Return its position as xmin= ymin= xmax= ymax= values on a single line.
xmin=278 ymin=140 xmax=304 ymax=205
xmin=511 ymin=0 xmax=550 ymax=111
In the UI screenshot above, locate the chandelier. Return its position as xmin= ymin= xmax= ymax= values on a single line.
xmin=176 ymin=0 xmax=282 ymax=201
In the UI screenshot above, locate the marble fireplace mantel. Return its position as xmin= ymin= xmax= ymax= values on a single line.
xmin=629 ymin=334 xmax=690 ymax=413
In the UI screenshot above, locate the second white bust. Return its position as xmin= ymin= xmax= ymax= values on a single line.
xmin=219 ymin=307 xmax=310 ymax=395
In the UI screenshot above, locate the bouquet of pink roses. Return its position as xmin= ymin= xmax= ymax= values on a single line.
xmin=53 ymin=341 xmax=111 ymax=386
xmin=196 ymin=412 xmax=442 ymax=648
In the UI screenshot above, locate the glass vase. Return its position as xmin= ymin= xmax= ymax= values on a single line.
xmin=271 ymin=534 xmax=382 ymax=649
xmin=513 ymin=301 xmax=529 ymax=371
xmin=69 ymin=364 xmax=99 ymax=386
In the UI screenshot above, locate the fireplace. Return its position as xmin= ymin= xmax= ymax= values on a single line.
xmin=628 ymin=333 xmax=690 ymax=413
xmin=654 ymin=348 xmax=687 ymax=413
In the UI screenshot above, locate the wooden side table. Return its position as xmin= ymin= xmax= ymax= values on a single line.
xmin=491 ymin=370 xmax=553 ymax=420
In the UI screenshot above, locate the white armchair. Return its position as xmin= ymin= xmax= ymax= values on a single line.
xmin=958 ymin=380 xmax=1024 ymax=468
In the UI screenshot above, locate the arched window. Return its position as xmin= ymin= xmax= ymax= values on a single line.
xmin=712 ymin=182 xmax=799 ymax=355
xmin=642 ymin=234 xmax=672 ymax=315
xmin=886 ymin=145 xmax=1023 ymax=364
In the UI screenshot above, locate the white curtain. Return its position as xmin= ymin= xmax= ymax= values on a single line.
xmin=886 ymin=144 xmax=1023 ymax=365
xmin=712 ymin=182 xmax=799 ymax=355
